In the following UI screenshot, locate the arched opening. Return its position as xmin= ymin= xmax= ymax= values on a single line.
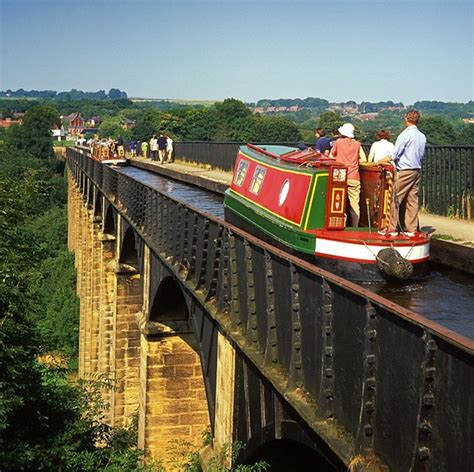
xmin=103 ymin=206 xmax=116 ymax=235
xmin=87 ymin=182 xmax=94 ymax=208
xmin=150 ymin=276 xmax=189 ymax=322
xmin=120 ymin=228 xmax=139 ymax=267
xmin=94 ymin=193 xmax=102 ymax=218
xmin=242 ymin=439 xmax=338 ymax=472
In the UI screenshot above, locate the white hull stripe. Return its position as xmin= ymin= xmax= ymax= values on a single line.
xmin=315 ymin=238 xmax=429 ymax=263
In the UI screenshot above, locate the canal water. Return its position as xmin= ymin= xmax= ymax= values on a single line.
xmin=118 ymin=166 xmax=474 ymax=340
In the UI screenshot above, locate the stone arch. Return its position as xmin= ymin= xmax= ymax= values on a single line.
xmin=149 ymin=276 xmax=189 ymax=322
xmin=120 ymin=227 xmax=139 ymax=267
xmin=87 ymin=180 xmax=94 ymax=208
xmin=103 ymin=204 xmax=116 ymax=236
xmin=94 ymin=191 xmax=102 ymax=218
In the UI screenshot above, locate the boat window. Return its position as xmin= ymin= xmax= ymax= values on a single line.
xmin=233 ymin=160 xmax=249 ymax=187
xmin=249 ymin=166 xmax=266 ymax=195
xmin=278 ymin=179 xmax=290 ymax=206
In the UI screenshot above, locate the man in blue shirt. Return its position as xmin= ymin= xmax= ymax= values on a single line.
xmin=385 ymin=110 xmax=427 ymax=236
xmin=314 ymin=128 xmax=331 ymax=155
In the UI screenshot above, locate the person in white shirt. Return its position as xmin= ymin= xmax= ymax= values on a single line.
xmin=149 ymin=135 xmax=159 ymax=161
xmin=368 ymin=130 xmax=394 ymax=164
xmin=166 ymin=136 xmax=174 ymax=163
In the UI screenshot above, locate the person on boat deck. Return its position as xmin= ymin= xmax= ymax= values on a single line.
xmin=328 ymin=128 xmax=342 ymax=149
xmin=314 ymin=128 xmax=331 ymax=155
xmin=383 ymin=110 xmax=426 ymax=237
xmin=367 ymin=129 xmax=394 ymax=164
xmin=329 ymin=123 xmax=367 ymax=227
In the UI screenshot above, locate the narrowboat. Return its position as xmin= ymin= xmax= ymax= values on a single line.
xmin=91 ymin=141 xmax=128 ymax=166
xmin=223 ymin=144 xmax=430 ymax=282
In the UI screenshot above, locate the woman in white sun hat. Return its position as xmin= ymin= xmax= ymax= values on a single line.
xmin=329 ymin=123 xmax=367 ymax=227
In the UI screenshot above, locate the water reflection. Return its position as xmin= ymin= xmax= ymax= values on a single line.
xmin=118 ymin=166 xmax=224 ymax=218
xmin=370 ymin=264 xmax=474 ymax=339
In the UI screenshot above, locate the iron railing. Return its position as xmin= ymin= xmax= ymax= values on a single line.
xmin=68 ymin=148 xmax=473 ymax=471
xmin=174 ymin=141 xmax=474 ymax=220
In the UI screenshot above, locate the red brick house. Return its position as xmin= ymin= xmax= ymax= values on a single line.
xmin=62 ymin=112 xmax=85 ymax=136
xmin=0 ymin=117 xmax=22 ymax=128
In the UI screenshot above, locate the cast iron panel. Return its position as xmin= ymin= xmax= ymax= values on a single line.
xmin=271 ymin=255 xmax=292 ymax=372
xmin=373 ymin=308 xmax=425 ymax=472
xmin=298 ymin=271 xmax=324 ymax=400
xmin=331 ymin=284 xmax=366 ymax=436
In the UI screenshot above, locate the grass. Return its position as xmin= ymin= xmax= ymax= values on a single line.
xmin=53 ymin=140 xmax=75 ymax=147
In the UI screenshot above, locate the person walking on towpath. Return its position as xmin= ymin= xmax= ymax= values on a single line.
xmin=150 ymin=135 xmax=159 ymax=161
xmin=166 ymin=135 xmax=174 ymax=163
xmin=329 ymin=123 xmax=367 ymax=227
xmin=141 ymin=140 xmax=149 ymax=158
xmin=381 ymin=110 xmax=427 ymax=237
xmin=129 ymin=139 xmax=137 ymax=157
xmin=158 ymin=134 xmax=167 ymax=163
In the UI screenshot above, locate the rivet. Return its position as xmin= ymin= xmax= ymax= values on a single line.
xmin=423 ymin=394 xmax=435 ymax=407
xmin=365 ymin=401 xmax=375 ymax=414
xmin=325 ymin=368 xmax=333 ymax=378
xmin=364 ymin=424 xmax=373 ymax=436
xmin=367 ymin=354 xmax=376 ymax=365
xmin=418 ymin=447 xmax=430 ymax=461
xmin=419 ymin=420 xmax=432 ymax=434
xmin=325 ymin=347 xmax=333 ymax=357
xmin=367 ymin=377 xmax=377 ymax=391
xmin=426 ymin=367 xmax=436 ymax=381
xmin=368 ymin=329 xmax=377 ymax=341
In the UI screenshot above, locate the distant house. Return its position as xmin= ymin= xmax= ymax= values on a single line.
xmin=12 ymin=111 xmax=26 ymax=119
xmin=462 ymin=118 xmax=474 ymax=124
xmin=86 ymin=115 xmax=102 ymax=127
xmin=51 ymin=125 xmax=67 ymax=141
xmin=358 ymin=113 xmax=379 ymax=121
xmin=0 ymin=117 xmax=22 ymax=128
xmin=121 ymin=118 xmax=136 ymax=130
xmin=62 ymin=112 xmax=85 ymax=136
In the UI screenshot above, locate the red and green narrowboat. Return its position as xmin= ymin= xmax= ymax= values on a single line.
xmin=224 ymin=144 xmax=430 ymax=282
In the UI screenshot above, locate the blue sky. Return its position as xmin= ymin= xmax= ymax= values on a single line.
xmin=0 ymin=0 xmax=472 ymax=104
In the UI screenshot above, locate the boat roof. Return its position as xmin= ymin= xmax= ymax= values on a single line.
xmin=241 ymin=144 xmax=341 ymax=169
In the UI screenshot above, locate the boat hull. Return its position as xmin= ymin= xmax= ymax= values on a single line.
xmin=224 ymin=205 xmax=429 ymax=283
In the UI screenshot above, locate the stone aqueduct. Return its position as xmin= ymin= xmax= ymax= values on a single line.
xmin=67 ymin=148 xmax=473 ymax=471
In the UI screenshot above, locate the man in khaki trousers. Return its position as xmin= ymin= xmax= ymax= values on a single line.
xmin=385 ymin=110 xmax=427 ymax=237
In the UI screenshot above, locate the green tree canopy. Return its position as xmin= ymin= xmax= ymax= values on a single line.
xmin=418 ymin=115 xmax=458 ymax=145
xmin=316 ymin=111 xmax=344 ymax=135
xmin=458 ymin=123 xmax=474 ymax=145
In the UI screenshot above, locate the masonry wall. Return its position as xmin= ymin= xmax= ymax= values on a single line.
xmin=68 ymin=174 xmax=211 ymax=465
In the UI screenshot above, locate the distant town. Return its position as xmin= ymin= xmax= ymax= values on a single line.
xmin=0 ymin=88 xmax=473 ymax=144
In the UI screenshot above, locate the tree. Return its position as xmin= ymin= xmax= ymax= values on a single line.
xmin=133 ymin=109 xmax=161 ymax=142
xmin=418 ymin=115 xmax=458 ymax=144
xmin=7 ymin=105 xmax=60 ymax=160
xmin=99 ymin=116 xmax=124 ymax=139
xmin=457 ymin=124 xmax=474 ymax=145
xmin=316 ymin=111 xmax=344 ymax=135
xmin=254 ymin=115 xmax=302 ymax=142
xmin=0 ymin=108 xmax=149 ymax=471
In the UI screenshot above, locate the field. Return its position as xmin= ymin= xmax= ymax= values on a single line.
xmin=130 ymin=97 xmax=216 ymax=106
